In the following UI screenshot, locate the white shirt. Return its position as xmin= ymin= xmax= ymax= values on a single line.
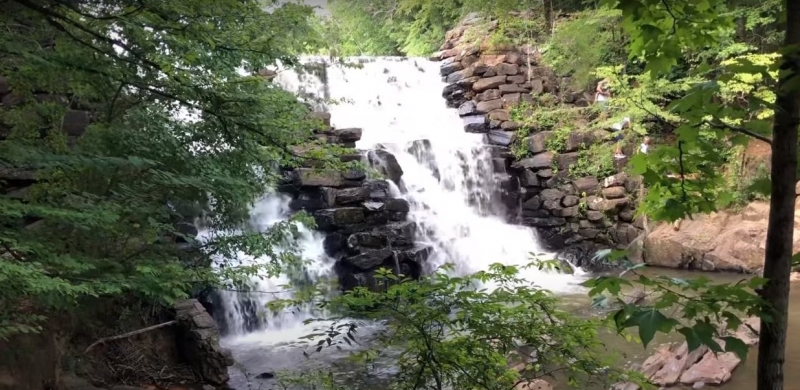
xmin=612 ymin=117 xmax=631 ymax=130
xmin=640 ymin=143 xmax=649 ymax=154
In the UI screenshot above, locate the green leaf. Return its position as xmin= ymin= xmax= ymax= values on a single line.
xmin=722 ymin=336 xmax=749 ymax=360
xmin=623 ymin=308 xmax=676 ymax=348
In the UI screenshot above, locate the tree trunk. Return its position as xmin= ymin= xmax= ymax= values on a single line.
xmin=757 ymin=1 xmax=800 ymax=389
xmin=543 ymin=0 xmax=553 ymax=36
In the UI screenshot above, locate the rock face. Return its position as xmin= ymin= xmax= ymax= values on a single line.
xmin=174 ymin=299 xmax=235 ymax=386
xmin=643 ymin=199 xmax=800 ymax=273
xmin=277 ymin=118 xmax=431 ymax=291
xmin=613 ymin=317 xmax=761 ymax=389
xmin=432 ymin=15 xmax=643 ymax=270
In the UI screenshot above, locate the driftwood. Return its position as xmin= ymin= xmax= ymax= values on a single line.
xmin=84 ymin=320 xmax=177 ymax=353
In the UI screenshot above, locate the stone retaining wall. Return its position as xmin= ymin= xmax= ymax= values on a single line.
xmin=431 ymin=15 xmax=644 ymax=269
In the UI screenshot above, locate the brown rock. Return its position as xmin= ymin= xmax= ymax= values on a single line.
xmin=602 ymin=186 xmax=626 ymax=199
xmin=494 ymin=63 xmax=520 ymax=75
xmin=481 ymin=54 xmax=508 ymax=67
xmin=476 ymin=99 xmax=504 ymax=113
xmin=516 ymin=379 xmax=552 ymax=390
xmin=477 ymin=89 xmax=502 ymax=101
xmin=651 ymin=342 xmax=709 ymax=386
xmin=501 ymin=120 xmax=522 ymax=130
xmin=499 ymin=84 xmax=530 ymax=94
xmin=733 ymin=317 xmax=761 ymax=346
xmin=527 ymin=131 xmax=552 ymax=154
xmin=473 ymin=75 xmax=508 ymax=91
xmin=641 ymin=343 xmax=676 ymax=379
xmin=602 ymin=197 xmax=629 ymax=211
xmin=643 ymin=201 xmax=786 ymax=272
xmin=557 ymin=152 xmax=579 ymax=171
xmin=529 ymin=79 xmax=544 ymax=95
xmin=505 ymin=52 xmax=525 ymax=65
xmin=508 ymin=75 xmax=528 ymax=84
xmin=572 ymin=176 xmax=600 ymax=194
xmin=502 ymin=93 xmax=522 ymax=107
xmin=488 ymin=109 xmax=510 ymax=121
xmin=679 ymin=349 xmax=741 ymax=385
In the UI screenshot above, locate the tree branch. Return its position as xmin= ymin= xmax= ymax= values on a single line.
xmin=84 ymin=320 xmax=178 ymax=353
xmin=703 ymin=119 xmax=773 ymax=145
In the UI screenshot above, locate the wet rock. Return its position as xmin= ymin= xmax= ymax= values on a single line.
xmin=458 ymin=101 xmax=477 ymax=116
xmin=540 ymin=188 xmax=564 ymax=203
xmin=536 ymin=169 xmax=553 ymax=178
xmin=521 ymin=217 xmax=566 ymax=228
xmin=440 ymin=60 xmax=464 ymax=76
xmin=552 ymin=206 xmax=579 ymax=217
xmin=335 ymin=186 xmax=371 ymax=205
xmin=313 ymin=208 xmax=365 ymax=231
xmin=484 ymin=130 xmax=516 ymax=147
xmin=520 ymin=170 xmax=540 ymax=187
xmin=364 ymin=179 xmax=390 ymax=200
xmin=522 ymin=195 xmax=541 ymax=210
xmin=288 ymin=187 xmax=336 ymax=210
xmin=406 ymin=139 xmax=441 ymax=181
xmin=342 ymin=249 xmax=395 ymax=271
xmin=331 ymin=128 xmax=362 ymax=143
xmin=367 ymin=149 xmax=404 ymax=185
xmin=463 ymin=115 xmax=488 ymax=133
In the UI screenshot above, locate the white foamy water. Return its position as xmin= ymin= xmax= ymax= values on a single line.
xmin=216 ymin=57 xmax=586 ymax=357
xmin=324 ymin=57 xmax=585 ymax=292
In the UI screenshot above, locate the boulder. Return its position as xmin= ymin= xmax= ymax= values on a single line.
xmin=342 ymin=249 xmax=395 ymax=271
xmin=313 ymin=208 xmax=365 ymax=231
xmin=602 ymin=186 xmax=626 ymax=199
xmin=564 ymin=130 xmax=605 ymax=152
xmin=520 ymin=170 xmax=540 ymax=187
xmin=499 ymin=84 xmax=529 ymax=94
xmin=477 ymin=89 xmax=502 ymax=101
xmin=679 ymin=349 xmax=741 ymax=385
xmin=540 ymin=188 xmax=564 ymax=203
xmin=385 ymin=198 xmax=410 ymax=212
xmin=463 ymin=115 xmax=488 ymax=133
xmin=485 ymin=130 xmax=516 ymax=147
xmin=571 ymin=176 xmax=599 ymax=194
xmin=521 ymin=217 xmax=566 ymax=227
xmin=331 ymin=127 xmax=362 ymax=142
xmin=363 ymin=179 xmax=390 ymax=200
xmin=289 ymin=187 xmax=336 ymax=210
xmin=476 ymin=99 xmax=503 ymax=113
xmin=494 ymin=63 xmax=519 ymax=75
xmin=522 ymin=195 xmax=541 ymax=210
xmin=603 ymin=172 xmax=629 ymax=188
xmin=501 ymin=120 xmax=522 ymax=130
xmin=367 ymin=149 xmax=404 ymax=185
xmin=526 ymin=131 xmax=552 ymax=154
xmin=562 ymin=195 xmax=579 ymax=207
xmin=372 ymin=221 xmax=416 ymax=247
xmin=552 ymin=206 xmax=579 ymax=217
xmin=440 ymin=60 xmax=464 ymax=76
xmin=650 ymin=342 xmax=709 ymax=387
xmin=458 ymin=101 xmax=477 ymax=116
xmin=642 ymin=201 xmax=792 ymax=273
xmin=292 ymin=168 xmax=344 ymax=188
xmin=335 ymin=186 xmax=371 ymax=205
xmin=174 ymin=299 xmax=234 ymax=385
xmin=556 ymin=152 xmax=579 ymax=171
xmin=488 ymin=109 xmax=510 ymax=121
xmin=512 ymin=152 xmax=553 ymax=170
xmin=502 ymin=93 xmax=522 ymax=107
xmin=473 ymin=75 xmax=508 ymax=92
xmin=536 ymin=169 xmax=553 ymax=178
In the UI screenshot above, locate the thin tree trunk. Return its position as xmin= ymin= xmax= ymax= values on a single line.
xmin=543 ymin=0 xmax=553 ymax=36
xmin=757 ymin=1 xmax=800 ymax=389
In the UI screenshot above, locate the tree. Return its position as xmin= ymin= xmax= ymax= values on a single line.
xmin=593 ymin=0 xmax=800 ymax=389
xmin=0 ymin=0 xmax=338 ymax=338
xmin=276 ymin=262 xmax=640 ymax=390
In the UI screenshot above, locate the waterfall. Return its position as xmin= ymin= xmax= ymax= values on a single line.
xmin=212 ymin=58 xmax=587 ymax=381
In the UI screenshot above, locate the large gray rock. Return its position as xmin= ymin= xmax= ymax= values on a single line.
xmin=463 ymin=115 xmax=488 ymax=133
xmin=289 ymin=187 xmax=336 ymax=210
xmin=484 ymin=130 xmax=516 ymax=147
xmin=292 ymin=168 xmax=344 ymax=187
xmin=335 ymin=186 xmax=371 ymax=204
xmin=458 ymin=101 xmax=477 ymax=116
xmin=330 ymin=128 xmax=362 ymax=143
xmin=313 ymin=208 xmax=365 ymax=231
xmin=527 ymin=132 xmax=552 ymax=154
xmin=367 ymin=149 xmax=404 ymax=185
xmin=174 ymin=299 xmax=234 ymax=386
xmin=473 ymin=75 xmax=508 ymax=91
xmin=342 ymin=249 xmax=395 ymax=271
xmin=476 ymin=99 xmax=503 ymax=113
xmin=512 ymin=152 xmax=553 ymax=170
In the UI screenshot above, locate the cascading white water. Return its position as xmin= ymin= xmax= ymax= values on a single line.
xmin=215 ymin=57 xmax=588 ymax=388
xmin=202 ymin=192 xmax=335 ymax=344
xmin=322 ymin=57 xmax=585 ymax=292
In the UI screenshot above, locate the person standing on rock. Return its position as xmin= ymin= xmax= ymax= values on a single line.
xmin=640 ymin=136 xmax=651 ymax=154
xmin=595 ymin=78 xmax=612 ymax=108
xmin=610 ymin=117 xmax=631 ymax=159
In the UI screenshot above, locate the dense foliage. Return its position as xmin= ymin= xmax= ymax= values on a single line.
xmin=278 ymin=262 xmax=638 ymax=390
xmin=0 ymin=0 xmax=339 ymax=339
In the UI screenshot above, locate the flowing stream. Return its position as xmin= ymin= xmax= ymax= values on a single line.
xmin=211 ymin=57 xmax=800 ymax=390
